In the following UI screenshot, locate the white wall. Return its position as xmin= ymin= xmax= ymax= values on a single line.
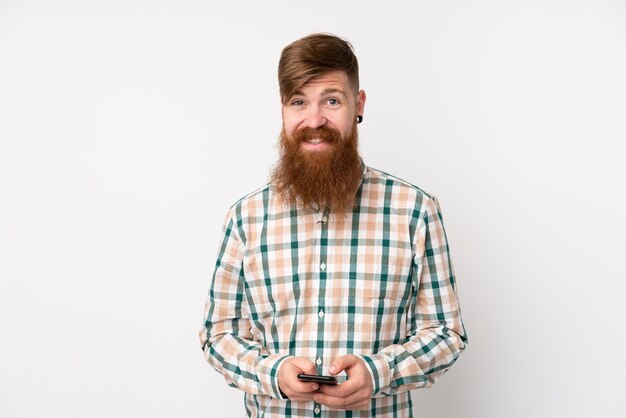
xmin=1 ymin=1 xmax=624 ymax=417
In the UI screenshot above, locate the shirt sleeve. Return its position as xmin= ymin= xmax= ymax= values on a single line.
xmin=199 ymin=209 xmax=290 ymax=399
xmin=359 ymin=195 xmax=468 ymax=397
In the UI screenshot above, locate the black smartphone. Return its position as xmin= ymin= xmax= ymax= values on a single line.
xmin=297 ymin=373 xmax=338 ymax=385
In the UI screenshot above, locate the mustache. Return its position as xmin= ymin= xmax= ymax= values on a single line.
xmin=291 ymin=126 xmax=342 ymax=144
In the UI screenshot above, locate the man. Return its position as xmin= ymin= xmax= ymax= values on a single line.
xmin=200 ymin=33 xmax=467 ymax=417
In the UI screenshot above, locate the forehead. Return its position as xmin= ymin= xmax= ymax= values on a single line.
xmin=295 ymin=71 xmax=353 ymax=96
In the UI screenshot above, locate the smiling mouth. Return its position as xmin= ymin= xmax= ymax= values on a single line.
xmin=305 ymin=138 xmax=323 ymax=144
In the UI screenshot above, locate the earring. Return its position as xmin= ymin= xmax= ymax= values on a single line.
xmin=356 ymin=115 xmax=363 ymax=124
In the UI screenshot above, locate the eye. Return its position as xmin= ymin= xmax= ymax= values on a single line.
xmin=326 ymin=98 xmax=340 ymax=106
xmin=290 ymin=99 xmax=305 ymax=106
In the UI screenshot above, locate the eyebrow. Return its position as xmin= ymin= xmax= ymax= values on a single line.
xmin=292 ymin=88 xmax=348 ymax=98
xmin=320 ymin=88 xmax=347 ymax=97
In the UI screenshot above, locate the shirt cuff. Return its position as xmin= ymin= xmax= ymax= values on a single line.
xmin=256 ymin=354 xmax=291 ymax=399
xmin=356 ymin=353 xmax=392 ymax=397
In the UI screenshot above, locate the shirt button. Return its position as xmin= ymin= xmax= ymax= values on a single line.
xmin=318 ymin=309 xmax=325 ymax=318
xmin=316 ymin=357 xmax=322 ymax=366
xmin=314 ymin=406 xmax=321 ymax=414
xmin=320 ymin=262 xmax=326 ymax=271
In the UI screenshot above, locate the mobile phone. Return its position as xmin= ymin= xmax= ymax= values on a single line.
xmin=297 ymin=373 xmax=338 ymax=385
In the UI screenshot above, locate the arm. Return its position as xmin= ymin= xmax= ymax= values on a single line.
xmin=199 ymin=211 xmax=287 ymax=398
xmin=359 ymin=195 xmax=468 ymax=397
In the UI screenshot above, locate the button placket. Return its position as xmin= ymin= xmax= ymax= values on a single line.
xmin=315 ymin=207 xmax=329 ymax=418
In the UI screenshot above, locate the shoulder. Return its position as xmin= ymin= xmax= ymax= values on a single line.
xmin=218 ymin=183 xmax=273 ymax=241
xmin=229 ymin=183 xmax=273 ymax=210
xmin=364 ymin=166 xmax=446 ymax=229
xmin=364 ymin=166 xmax=435 ymax=204
xmin=220 ymin=183 xmax=274 ymax=222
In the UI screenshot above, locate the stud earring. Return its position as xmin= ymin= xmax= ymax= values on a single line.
xmin=356 ymin=115 xmax=363 ymax=124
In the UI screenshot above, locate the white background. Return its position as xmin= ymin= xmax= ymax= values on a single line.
xmin=1 ymin=1 xmax=625 ymax=417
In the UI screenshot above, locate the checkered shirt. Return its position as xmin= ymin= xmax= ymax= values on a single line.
xmin=200 ymin=164 xmax=467 ymax=417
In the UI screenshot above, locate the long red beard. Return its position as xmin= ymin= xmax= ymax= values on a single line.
xmin=271 ymin=124 xmax=363 ymax=214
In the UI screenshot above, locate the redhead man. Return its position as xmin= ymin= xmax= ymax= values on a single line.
xmin=200 ymin=33 xmax=467 ymax=418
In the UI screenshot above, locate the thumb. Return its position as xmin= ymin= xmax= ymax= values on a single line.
xmin=291 ymin=357 xmax=317 ymax=374
xmin=329 ymin=355 xmax=358 ymax=375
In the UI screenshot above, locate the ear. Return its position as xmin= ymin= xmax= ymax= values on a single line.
xmin=356 ymin=90 xmax=366 ymax=116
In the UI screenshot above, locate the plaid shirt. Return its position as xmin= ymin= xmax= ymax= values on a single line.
xmin=200 ymin=164 xmax=467 ymax=417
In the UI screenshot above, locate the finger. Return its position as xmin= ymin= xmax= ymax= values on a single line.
xmin=314 ymin=393 xmax=346 ymax=409
xmin=340 ymin=400 xmax=371 ymax=410
xmin=318 ymin=380 xmax=359 ymax=398
xmin=282 ymin=381 xmax=319 ymax=400
xmin=279 ymin=358 xmax=320 ymax=397
xmin=282 ymin=370 xmax=319 ymax=394
xmin=291 ymin=358 xmax=317 ymax=374
xmin=291 ymin=380 xmax=319 ymax=394
xmin=286 ymin=393 xmax=318 ymax=402
xmin=328 ymin=354 xmax=358 ymax=375
xmin=314 ymin=390 xmax=369 ymax=410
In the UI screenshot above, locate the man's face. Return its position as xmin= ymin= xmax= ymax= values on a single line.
xmin=272 ymin=70 xmax=367 ymax=213
xmin=281 ymin=70 xmax=366 ymax=152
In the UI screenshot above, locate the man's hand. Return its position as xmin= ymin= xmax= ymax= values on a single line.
xmin=314 ymin=355 xmax=374 ymax=410
xmin=277 ymin=357 xmax=320 ymax=401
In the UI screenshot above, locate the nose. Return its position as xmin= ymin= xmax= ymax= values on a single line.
xmin=304 ymin=106 xmax=327 ymax=129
